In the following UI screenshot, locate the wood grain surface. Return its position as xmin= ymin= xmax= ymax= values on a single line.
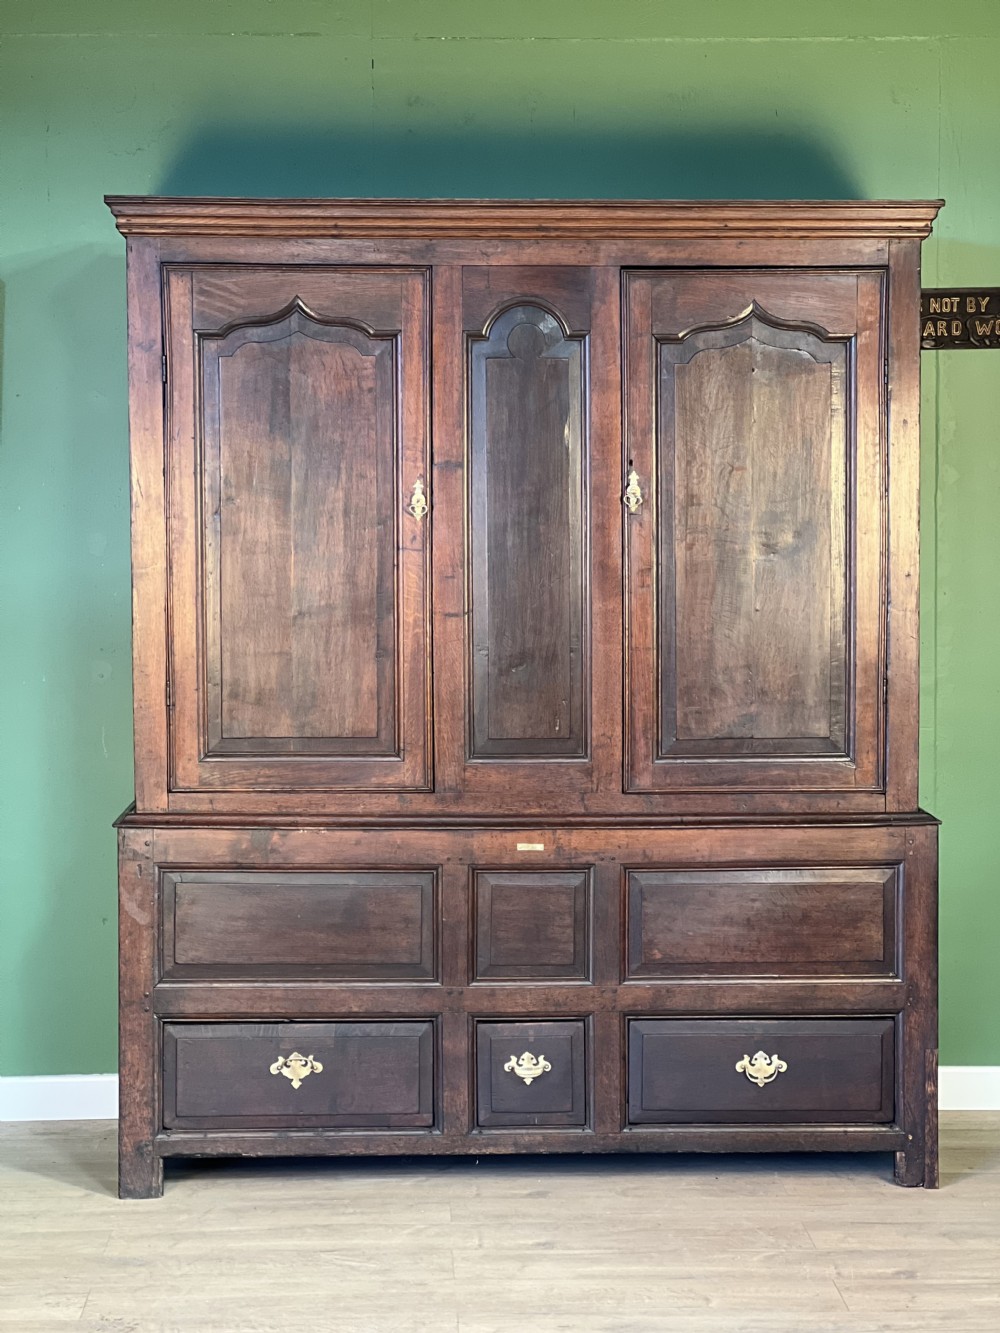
xmin=111 ymin=199 xmax=939 ymax=1199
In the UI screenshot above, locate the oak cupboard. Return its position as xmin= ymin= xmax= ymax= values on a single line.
xmin=108 ymin=197 xmax=941 ymax=1197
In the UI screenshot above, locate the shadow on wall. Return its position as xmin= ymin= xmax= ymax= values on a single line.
xmin=157 ymin=127 xmax=862 ymax=198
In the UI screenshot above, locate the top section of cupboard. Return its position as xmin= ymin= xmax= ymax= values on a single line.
xmin=106 ymin=197 xmax=940 ymax=240
xmin=108 ymin=198 xmax=941 ymax=820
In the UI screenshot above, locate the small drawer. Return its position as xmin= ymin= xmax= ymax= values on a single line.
xmin=163 ymin=1021 xmax=435 ymax=1130
xmin=627 ymin=1018 xmax=894 ymax=1125
xmin=625 ymin=868 xmax=899 ymax=980
xmin=161 ymin=871 xmax=438 ymax=981
xmin=475 ymin=1020 xmax=588 ymax=1129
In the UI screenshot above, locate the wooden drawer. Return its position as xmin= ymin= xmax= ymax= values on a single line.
xmin=163 ymin=1022 xmax=435 ymax=1130
xmin=475 ymin=1020 xmax=588 ymax=1129
xmin=625 ymin=868 xmax=899 ymax=980
xmin=161 ymin=871 xmax=438 ymax=981
xmin=627 ymin=1019 xmax=894 ymax=1125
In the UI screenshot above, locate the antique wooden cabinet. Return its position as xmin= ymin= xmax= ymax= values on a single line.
xmin=107 ymin=197 xmax=941 ymax=1197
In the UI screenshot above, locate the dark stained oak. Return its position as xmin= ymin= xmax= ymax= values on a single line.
xmin=625 ymin=868 xmax=898 ymax=980
xmin=208 ymin=317 xmax=393 ymax=750
xmin=625 ymin=269 xmax=886 ymax=794
xmin=105 ymin=197 xmax=942 ymax=239
xmin=664 ymin=317 xmax=845 ymax=752
xmin=472 ymin=869 xmax=591 ymax=981
xmin=469 ymin=303 xmax=587 ymax=758
xmin=110 ymin=198 xmax=940 ymax=1196
xmin=165 ymin=266 xmax=431 ymax=793
xmin=453 ymin=264 xmax=598 ymax=803
xmin=627 ymin=1018 xmax=895 ymax=1124
xmin=475 ymin=1020 xmax=588 ymax=1129
xmin=163 ymin=1022 xmax=435 ymax=1130
xmin=162 ymin=871 xmax=438 ymax=981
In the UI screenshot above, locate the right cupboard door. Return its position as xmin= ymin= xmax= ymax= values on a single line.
xmin=624 ymin=270 xmax=885 ymax=799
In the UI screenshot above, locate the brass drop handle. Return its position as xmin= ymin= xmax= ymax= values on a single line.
xmin=623 ymin=469 xmax=643 ymax=514
xmin=735 ymin=1050 xmax=788 ymax=1088
xmin=269 ymin=1052 xmax=323 ymax=1090
xmin=504 ymin=1052 xmax=551 ymax=1086
xmin=408 ymin=477 xmax=429 ymax=519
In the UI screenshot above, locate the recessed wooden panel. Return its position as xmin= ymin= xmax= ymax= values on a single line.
xmin=161 ymin=871 xmax=438 ymax=981
xmin=476 ymin=1020 xmax=588 ymax=1128
xmin=473 ymin=870 xmax=591 ymax=981
xmin=628 ymin=1019 xmax=894 ymax=1125
xmin=624 ymin=269 xmax=886 ymax=796
xmin=163 ymin=1022 xmax=435 ymax=1130
xmin=166 ymin=266 xmax=431 ymax=793
xmin=662 ymin=312 xmax=847 ymax=755
xmin=625 ymin=868 xmax=898 ymax=980
xmin=205 ymin=312 xmax=395 ymax=753
xmin=468 ymin=303 xmax=588 ymax=758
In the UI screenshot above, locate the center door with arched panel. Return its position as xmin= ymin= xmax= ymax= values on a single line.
xmin=623 ymin=269 xmax=886 ymax=804
xmin=163 ymin=266 xmax=430 ymax=797
xmin=433 ymin=266 xmax=617 ymax=807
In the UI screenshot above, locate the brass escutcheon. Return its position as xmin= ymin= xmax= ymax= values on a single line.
xmin=408 ymin=477 xmax=429 ymax=519
xmin=269 ymin=1052 xmax=323 ymax=1090
xmin=735 ymin=1050 xmax=788 ymax=1088
xmin=504 ymin=1051 xmax=552 ymax=1086
xmin=623 ymin=469 xmax=643 ymax=514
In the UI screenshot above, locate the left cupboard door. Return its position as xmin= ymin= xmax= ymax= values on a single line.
xmin=164 ymin=267 xmax=431 ymax=795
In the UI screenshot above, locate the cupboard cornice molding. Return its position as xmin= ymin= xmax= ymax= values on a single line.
xmin=105 ymin=196 xmax=943 ymax=239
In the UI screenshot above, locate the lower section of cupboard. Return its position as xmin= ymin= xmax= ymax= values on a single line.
xmin=118 ymin=818 xmax=938 ymax=1197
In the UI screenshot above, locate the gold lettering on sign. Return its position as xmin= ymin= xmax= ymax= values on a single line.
xmin=922 ymin=290 xmax=1000 ymax=345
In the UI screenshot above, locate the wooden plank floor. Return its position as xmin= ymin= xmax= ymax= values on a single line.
xmin=1 ymin=1115 xmax=998 ymax=1332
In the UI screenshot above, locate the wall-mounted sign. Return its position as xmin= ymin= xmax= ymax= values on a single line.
xmin=921 ymin=289 xmax=1000 ymax=348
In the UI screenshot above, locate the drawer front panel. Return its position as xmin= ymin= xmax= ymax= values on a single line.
xmin=162 ymin=872 xmax=438 ymax=981
xmin=628 ymin=1019 xmax=894 ymax=1125
xmin=476 ymin=1020 xmax=588 ymax=1128
xmin=626 ymin=868 xmax=898 ymax=979
xmin=163 ymin=1022 xmax=435 ymax=1129
xmin=473 ymin=870 xmax=592 ymax=982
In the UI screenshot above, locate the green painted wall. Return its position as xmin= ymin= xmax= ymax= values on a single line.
xmin=2 ymin=1 xmax=998 ymax=1077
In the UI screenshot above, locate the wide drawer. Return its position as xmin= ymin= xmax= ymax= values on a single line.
xmin=161 ymin=871 xmax=438 ymax=981
xmin=627 ymin=1018 xmax=895 ymax=1125
xmin=162 ymin=1022 xmax=435 ymax=1129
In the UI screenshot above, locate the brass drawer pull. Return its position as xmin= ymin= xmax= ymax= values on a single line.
xmin=504 ymin=1051 xmax=551 ymax=1086
xmin=269 ymin=1052 xmax=323 ymax=1090
xmin=735 ymin=1050 xmax=788 ymax=1088
xmin=407 ymin=477 xmax=429 ymax=519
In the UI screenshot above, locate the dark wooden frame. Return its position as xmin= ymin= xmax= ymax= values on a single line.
xmin=109 ymin=198 xmax=940 ymax=1198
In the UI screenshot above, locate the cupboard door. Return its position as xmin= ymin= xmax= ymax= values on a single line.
xmin=624 ymin=270 xmax=885 ymax=796
xmin=165 ymin=267 xmax=430 ymax=794
xmin=437 ymin=267 xmax=599 ymax=802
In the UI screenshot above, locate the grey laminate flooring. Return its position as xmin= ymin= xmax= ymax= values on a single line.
xmin=1 ymin=1114 xmax=998 ymax=1332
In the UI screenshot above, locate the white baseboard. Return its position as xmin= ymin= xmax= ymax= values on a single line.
xmin=0 ymin=1074 xmax=118 ymax=1122
xmin=938 ymin=1066 xmax=1000 ymax=1111
xmin=2 ymin=1067 xmax=999 ymax=1121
